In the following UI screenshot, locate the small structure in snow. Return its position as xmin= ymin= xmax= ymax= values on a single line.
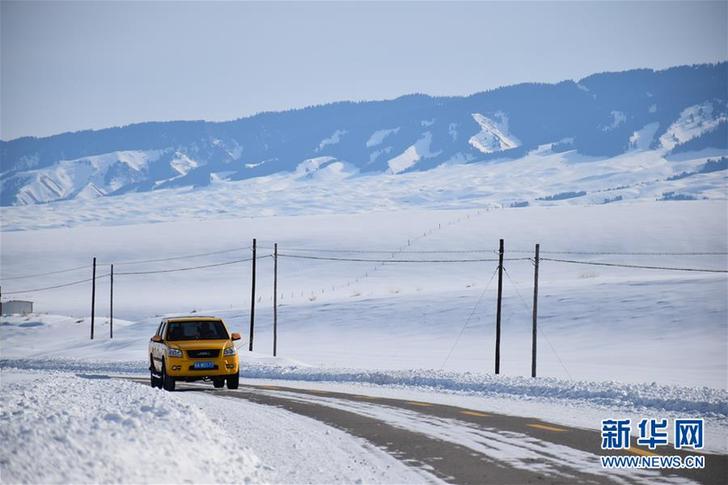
xmin=1 ymin=300 xmax=33 ymax=315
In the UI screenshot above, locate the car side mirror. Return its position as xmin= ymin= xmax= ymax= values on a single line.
xmin=231 ymin=332 xmax=241 ymax=341
xmin=151 ymin=335 xmax=162 ymax=343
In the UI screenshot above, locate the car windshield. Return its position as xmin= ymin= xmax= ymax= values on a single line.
xmin=166 ymin=321 xmax=229 ymax=341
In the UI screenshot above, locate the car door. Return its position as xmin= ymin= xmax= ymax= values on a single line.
xmin=151 ymin=321 xmax=166 ymax=372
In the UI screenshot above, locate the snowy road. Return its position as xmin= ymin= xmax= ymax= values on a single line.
xmin=127 ymin=378 xmax=727 ymax=484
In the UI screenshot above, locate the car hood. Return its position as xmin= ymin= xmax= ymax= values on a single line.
xmin=167 ymin=339 xmax=229 ymax=350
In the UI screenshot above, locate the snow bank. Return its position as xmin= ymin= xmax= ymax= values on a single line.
xmin=0 ymin=371 xmax=261 ymax=484
xmin=236 ymin=366 xmax=728 ymax=418
xmin=3 ymin=358 xmax=726 ymax=419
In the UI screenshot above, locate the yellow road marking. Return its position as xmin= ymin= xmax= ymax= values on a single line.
xmin=460 ymin=410 xmax=490 ymax=418
xmin=627 ymin=447 xmax=657 ymax=457
xmin=528 ymin=423 xmax=568 ymax=432
xmin=407 ymin=401 xmax=433 ymax=407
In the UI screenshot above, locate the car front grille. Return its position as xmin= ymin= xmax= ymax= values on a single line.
xmin=187 ymin=349 xmax=220 ymax=358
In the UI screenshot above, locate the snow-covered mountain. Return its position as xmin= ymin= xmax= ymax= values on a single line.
xmin=1 ymin=62 xmax=726 ymax=206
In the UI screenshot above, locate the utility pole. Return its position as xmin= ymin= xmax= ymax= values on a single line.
xmin=273 ymin=243 xmax=278 ymax=357
xmin=109 ymin=264 xmax=114 ymax=339
xmin=91 ymin=257 xmax=96 ymax=340
xmin=495 ymin=239 xmax=504 ymax=375
xmin=531 ymin=244 xmax=540 ymax=378
xmin=249 ymin=238 xmax=256 ymax=351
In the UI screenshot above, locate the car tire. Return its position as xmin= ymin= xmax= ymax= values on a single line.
xmin=162 ymin=361 xmax=176 ymax=392
xmin=226 ymin=372 xmax=239 ymax=390
xmin=212 ymin=378 xmax=225 ymax=388
xmin=150 ymin=358 xmax=161 ymax=388
xmin=150 ymin=370 xmax=162 ymax=389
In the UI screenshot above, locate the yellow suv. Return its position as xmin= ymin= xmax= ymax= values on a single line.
xmin=149 ymin=316 xmax=241 ymax=391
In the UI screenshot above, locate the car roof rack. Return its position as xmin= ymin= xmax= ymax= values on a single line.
xmin=163 ymin=315 xmax=221 ymax=321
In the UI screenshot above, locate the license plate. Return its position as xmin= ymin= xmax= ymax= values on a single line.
xmin=193 ymin=361 xmax=214 ymax=369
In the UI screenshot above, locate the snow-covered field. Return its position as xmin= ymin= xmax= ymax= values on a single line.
xmin=1 ymin=199 xmax=726 ymax=386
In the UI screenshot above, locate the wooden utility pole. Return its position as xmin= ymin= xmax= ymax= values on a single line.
xmin=273 ymin=243 xmax=278 ymax=357
xmin=531 ymin=244 xmax=540 ymax=378
xmin=90 ymin=257 xmax=96 ymax=340
xmin=495 ymin=239 xmax=504 ymax=374
xmin=109 ymin=264 xmax=114 ymax=339
xmin=249 ymin=238 xmax=257 ymax=351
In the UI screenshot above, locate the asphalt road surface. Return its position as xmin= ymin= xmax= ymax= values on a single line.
xmin=127 ymin=378 xmax=727 ymax=484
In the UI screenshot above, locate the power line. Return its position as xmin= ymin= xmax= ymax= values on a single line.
xmin=2 ymin=246 xmax=254 ymax=280
xmin=260 ymin=246 xmax=496 ymax=254
xmin=1 ymin=264 xmax=88 ymax=281
xmin=440 ymin=266 xmax=499 ymax=370
xmin=263 ymin=246 xmax=728 ymax=256
xmin=277 ymin=253 xmax=532 ymax=263
xmin=115 ymin=256 xmax=265 ymax=276
xmin=2 ymin=257 xmax=266 ymax=295
xmin=3 ymin=274 xmax=109 ymax=295
xmin=541 ymin=257 xmax=728 ymax=273
xmin=510 ymin=250 xmax=728 ymax=256
xmin=103 ymin=246 xmax=251 ymax=266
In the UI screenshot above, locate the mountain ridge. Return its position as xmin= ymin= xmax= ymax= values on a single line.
xmin=1 ymin=62 xmax=726 ymax=206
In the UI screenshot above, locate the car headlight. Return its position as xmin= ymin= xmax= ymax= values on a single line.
xmin=168 ymin=348 xmax=183 ymax=358
xmin=223 ymin=345 xmax=237 ymax=356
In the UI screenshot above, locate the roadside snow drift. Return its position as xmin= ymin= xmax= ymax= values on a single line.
xmin=0 ymin=372 xmax=261 ymax=484
xmin=0 ymin=370 xmax=437 ymax=484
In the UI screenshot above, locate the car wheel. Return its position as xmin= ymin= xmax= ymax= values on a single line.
xmin=226 ymin=372 xmax=239 ymax=390
xmin=150 ymin=358 xmax=161 ymax=388
xmin=212 ymin=378 xmax=225 ymax=388
xmin=150 ymin=370 xmax=162 ymax=388
xmin=162 ymin=361 xmax=176 ymax=392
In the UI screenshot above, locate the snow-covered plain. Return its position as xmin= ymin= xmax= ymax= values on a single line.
xmin=2 ymin=198 xmax=726 ymax=384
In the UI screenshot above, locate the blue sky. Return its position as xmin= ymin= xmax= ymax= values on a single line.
xmin=1 ymin=1 xmax=726 ymax=140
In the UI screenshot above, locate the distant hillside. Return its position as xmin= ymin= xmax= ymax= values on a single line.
xmin=1 ymin=62 xmax=725 ymax=206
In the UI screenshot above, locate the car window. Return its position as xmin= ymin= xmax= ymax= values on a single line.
xmin=159 ymin=322 xmax=167 ymax=339
xmin=155 ymin=321 xmax=164 ymax=336
xmin=166 ymin=321 xmax=229 ymax=341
